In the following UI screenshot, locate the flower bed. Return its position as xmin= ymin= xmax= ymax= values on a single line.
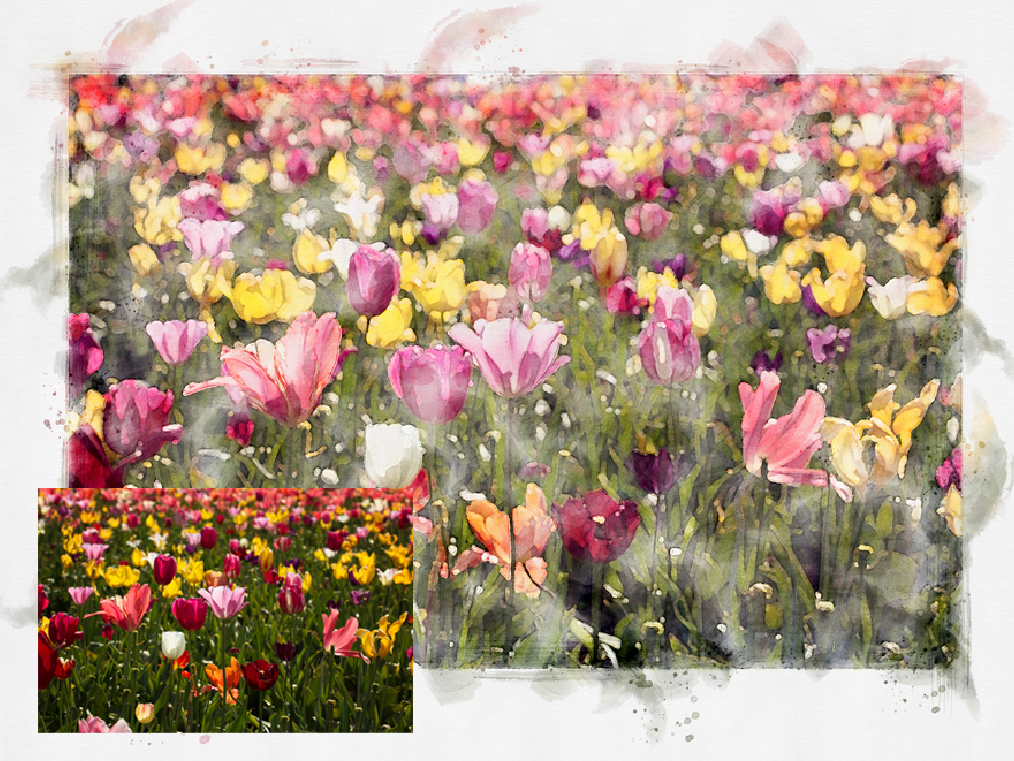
xmin=66 ymin=74 xmax=962 ymax=668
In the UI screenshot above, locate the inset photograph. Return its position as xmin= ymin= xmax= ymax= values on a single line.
xmin=38 ymin=487 xmax=413 ymax=732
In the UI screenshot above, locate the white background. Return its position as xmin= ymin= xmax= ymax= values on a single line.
xmin=1 ymin=0 xmax=1012 ymax=757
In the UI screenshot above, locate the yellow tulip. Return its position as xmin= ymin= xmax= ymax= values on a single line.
xmin=327 ymin=151 xmax=349 ymax=183
xmin=691 ymin=284 xmax=717 ymax=338
xmin=331 ymin=562 xmax=349 ymax=581
xmin=905 ymin=277 xmax=959 ymax=316
xmin=781 ymin=237 xmax=813 ymax=268
xmin=179 ymin=258 xmax=235 ymax=307
xmin=221 ymin=181 xmax=255 ymax=215
xmin=356 ymin=628 xmax=392 ymax=659
xmin=86 ymin=561 xmax=105 ymax=580
xmin=131 ymin=548 xmax=147 ymax=567
xmin=815 ymin=236 xmax=865 ymax=277
xmin=228 ymin=269 xmax=316 ymax=324
xmin=161 ymin=577 xmax=183 ymax=598
xmin=129 ymin=176 xmax=162 ymax=205
xmin=759 ymin=259 xmax=802 ymax=305
xmin=180 ymin=559 xmax=205 ymax=586
xmin=801 ymin=266 xmax=866 ymax=318
xmin=720 ymin=231 xmax=757 ymax=278
xmin=366 ymin=297 xmax=416 ymax=349
xmin=635 ymin=266 xmax=682 ymax=310
xmin=129 ymin=244 xmax=161 ymax=277
xmin=175 ymin=143 xmax=226 ymax=176
xmin=406 ymin=254 xmax=466 ymax=319
xmin=870 ymin=194 xmax=916 ymax=225
xmin=104 ymin=565 xmax=141 ymax=588
xmin=134 ymin=195 xmax=182 ymax=246
xmin=886 ymin=221 xmax=959 ymax=278
xmin=457 ymin=137 xmax=489 ymax=167
xmin=238 ymin=158 xmax=270 ymax=185
xmin=292 ymin=229 xmax=333 ymax=275
xmin=938 ymin=486 xmax=962 ymax=537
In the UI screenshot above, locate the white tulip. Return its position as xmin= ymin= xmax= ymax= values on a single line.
xmin=364 ymin=424 xmax=422 ymax=489
xmin=866 ymin=275 xmax=916 ymax=319
xmin=161 ymin=631 xmax=186 ymax=661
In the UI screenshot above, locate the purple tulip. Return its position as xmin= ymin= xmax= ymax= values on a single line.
xmin=388 ymin=345 xmax=472 ymax=424
xmin=448 ymin=317 xmax=570 ymax=399
xmin=456 ymin=177 xmax=498 ymax=235
xmin=508 ymin=243 xmax=552 ymax=303
xmin=145 ymin=319 xmax=208 ymax=365
xmin=652 ymin=254 xmax=688 ymax=282
xmin=801 ymin=284 xmax=826 ymax=316
xmin=806 ymin=325 xmax=852 ymax=364
xmin=628 ymin=448 xmax=676 ymax=494
xmin=102 ymin=381 xmax=183 ymax=461
xmin=68 ymin=313 xmax=103 ymax=399
xmin=177 ymin=218 xmax=244 ymax=262
xmin=751 ymin=349 xmax=784 ymax=374
xmin=346 ymin=245 xmax=400 ymax=319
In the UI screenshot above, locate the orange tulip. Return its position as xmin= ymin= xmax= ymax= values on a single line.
xmin=204 ymin=657 xmax=241 ymax=705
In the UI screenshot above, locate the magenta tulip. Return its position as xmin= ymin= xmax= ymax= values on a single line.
xmin=153 ymin=555 xmax=177 ymax=585
xmin=102 ymin=381 xmax=183 ymax=460
xmin=171 ymin=597 xmax=209 ymax=631
xmin=388 ymin=345 xmax=472 ymax=424
xmin=68 ymin=313 xmax=103 ymax=399
xmin=639 ymin=318 xmax=700 ymax=384
xmin=456 ymin=177 xmax=498 ymax=235
xmin=346 ymin=245 xmax=401 ymax=318
xmin=448 ymin=317 xmax=570 ymax=399
xmin=145 ymin=319 xmax=208 ymax=365
xmin=200 ymin=526 xmax=218 ymax=549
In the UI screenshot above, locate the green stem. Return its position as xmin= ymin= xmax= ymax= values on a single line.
xmin=286 ymin=425 xmax=300 ymax=487
xmin=502 ymin=398 xmax=516 ymax=666
xmin=592 ymin=561 xmax=604 ymax=666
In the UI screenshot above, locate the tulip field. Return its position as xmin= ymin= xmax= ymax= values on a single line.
xmin=66 ymin=74 xmax=962 ymax=671
xmin=38 ymin=487 xmax=413 ymax=732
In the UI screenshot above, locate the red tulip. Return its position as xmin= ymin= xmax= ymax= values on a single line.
xmin=68 ymin=313 xmax=103 ymax=399
xmin=200 ymin=526 xmax=218 ymax=549
xmin=38 ymin=585 xmax=48 ymax=617
xmin=223 ymin=553 xmax=241 ymax=581
xmin=153 ymin=555 xmax=177 ymax=585
xmin=552 ymin=490 xmax=641 ymax=564
xmin=39 ymin=632 xmax=57 ymax=690
xmin=46 ymin=612 xmax=84 ymax=649
xmin=243 ymin=660 xmax=280 ymax=691
xmin=55 ymin=657 xmax=76 ymax=680
xmin=171 ymin=597 xmax=209 ymax=631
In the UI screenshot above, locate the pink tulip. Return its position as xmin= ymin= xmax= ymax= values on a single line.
xmin=508 ymin=243 xmax=552 ymax=303
xmin=638 ymin=287 xmax=700 ymax=384
xmin=79 ymin=715 xmax=132 ymax=733
xmin=82 ymin=543 xmax=107 ymax=562
xmin=68 ymin=313 xmax=103 ymax=399
xmin=448 ymin=317 xmax=570 ymax=399
xmin=638 ymin=318 xmax=700 ymax=384
xmin=346 ymin=245 xmax=401 ymax=318
xmin=68 ymin=586 xmax=95 ymax=606
xmin=145 ymin=319 xmax=208 ymax=365
xmin=388 ymin=345 xmax=472 ymax=424
xmin=456 ymin=177 xmax=498 ymax=235
xmin=177 ymin=218 xmax=244 ymax=262
xmin=322 ymin=611 xmax=367 ymax=660
xmin=739 ymin=371 xmax=828 ymax=487
xmin=198 ymin=585 xmax=248 ymax=619
xmin=86 ymin=584 xmax=153 ymax=632
xmin=184 ymin=312 xmax=353 ymax=427
xmin=520 ymin=207 xmax=549 ymax=240
xmin=102 ymin=381 xmax=183 ymax=461
xmin=624 ymin=202 xmax=672 ymax=241
xmin=178 ymin=181 xmax=226 ymax=220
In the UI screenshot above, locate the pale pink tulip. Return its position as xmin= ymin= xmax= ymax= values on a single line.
xmin=145 ymin=319 xmax=208 ymax=365
xmin=85 ymin=584 xmax=153 ymax=632
xmin=79 ymin=715 xmax=132 ymax=733
xmin=177 ymin=218 xmax=244 ymax=261
xmin=739 ymin=371 xmax=828 ymax=487
xmin=448 ymin=317 xmax=570 ymax=399
xmin=198 ymin=585 xmax=248 ymax=619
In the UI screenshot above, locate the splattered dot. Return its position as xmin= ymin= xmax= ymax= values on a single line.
xmin=931 ymin=706 xmax=941 ymax=713
xmin=692 ymin=712 xmax=700 ymax=719
xmin=262 ymin=40 xmax=269 ymax=46
xmin=199 ymin=735 xmax=210 ymax=744
xmin=685 ymin=734 xmax=694 ymax=742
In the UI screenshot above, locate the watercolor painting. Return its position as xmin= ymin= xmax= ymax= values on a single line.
xmin=64 ymin=71 xmax=964 ymax=671
xmin=37 ymin=487 xmax=414 ymax=732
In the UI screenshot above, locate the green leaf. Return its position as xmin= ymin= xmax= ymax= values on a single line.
xmin=875 ymin=502 xmax=894 ymax=539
